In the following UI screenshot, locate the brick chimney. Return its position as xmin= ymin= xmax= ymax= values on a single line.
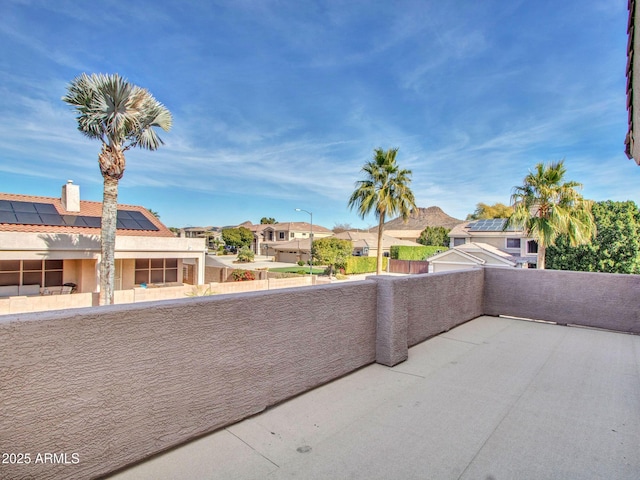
xmin=61 ymin=180 xmax=80 ymax=212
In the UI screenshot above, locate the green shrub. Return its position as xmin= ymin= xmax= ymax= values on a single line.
xmin=390 ymin=245 xmax=446 ymax=260
xmin=297 ymin=260 xmax=305 ymax=266
xmin=344 ymin=256 xmax=389 ymax=274
xmin=236 ymin=246 xmax=255 ymax=263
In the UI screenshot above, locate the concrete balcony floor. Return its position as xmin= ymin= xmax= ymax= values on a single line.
xmin=108 ymin=316 xmax=640 ymax=480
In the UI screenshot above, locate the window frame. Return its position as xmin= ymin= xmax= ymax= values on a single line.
xmin=506 ymin=238 xmax=521 ymax=249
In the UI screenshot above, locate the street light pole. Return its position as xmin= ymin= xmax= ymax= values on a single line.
xmin=295 ymin=208 xmax=313 ymax=275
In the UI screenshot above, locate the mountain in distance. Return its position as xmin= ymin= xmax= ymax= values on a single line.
xmin=376 ymin=206 xmax=464 ymax=230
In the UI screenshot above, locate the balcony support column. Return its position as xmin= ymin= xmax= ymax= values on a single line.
xmin=371 ymin=275 xmax=409 ymax=366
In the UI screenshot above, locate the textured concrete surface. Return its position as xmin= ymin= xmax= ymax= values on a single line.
xmin=484 ymin=267 xmax=640 ymax=333
xmin=108 ymin=316 xmax=640 ymax=480
xmin=0 ymin=282 xmax=378 ymax=480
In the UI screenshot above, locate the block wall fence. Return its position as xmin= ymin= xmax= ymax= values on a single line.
xmin=1 ymin=268 xmax=638 ymax=479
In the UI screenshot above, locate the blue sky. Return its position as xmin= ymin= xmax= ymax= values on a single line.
xmin=0 ymin=0 xmax=637 ymax=230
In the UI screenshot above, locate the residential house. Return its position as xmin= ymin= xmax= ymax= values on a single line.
xmin=244 ymin=222 xmax=333 ymax=257
xmin=428 ymin=218 xmax=537 ymax=272
xmin=268 ymin=230 xmax=422 ymax=264
xmin=179 ymin=226 xmax=222 ymax=250
xmin=0 ymin=181 xmax=206 ymax=298
xmin=333 ymin=230 xmax=422 ymax=257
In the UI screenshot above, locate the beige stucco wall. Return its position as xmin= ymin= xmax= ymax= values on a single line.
xmin=382 ymin=229 xmax=422 ymax=242
xmin=0 ymin=232 xmax=206 ymax=288
xmin=483 ymin=268 xmax=640 ymax=333
xmin=1 ymin=281 xmax=378 ymax=479
xmin=276 ymin=251 xmax=306 ymax=263
xmin=0 ymin=277 xmax=316 ymax=315
xmin=405 ymin=270 xmax=484 ymax=346
xmin=2 ymin=268 xmax=639 ymax=478
xmin=430 ymin=251 xmax=480 ymax=273
xmin=289 ymin=231 xmax=332 ymax=240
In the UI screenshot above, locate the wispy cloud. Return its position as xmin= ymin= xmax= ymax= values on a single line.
xmin=0 ymin=0 xmax=635 ymax=227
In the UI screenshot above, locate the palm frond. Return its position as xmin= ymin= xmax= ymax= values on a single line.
xmin=505 ymin=159 xmax=595 ymax=254
xmin=63 ymin=73 xmax=172 ymax=151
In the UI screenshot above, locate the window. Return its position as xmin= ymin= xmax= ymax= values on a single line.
xmin=279 ymin=232 xmax=285 ymax=240
xmin=453 ymin=238 xmax=465 ymax=246
xmin=527 ymin=240 xmax=538 ymax=254
xmin=134 ymin=258 xmax=179 ymax=285
xmin=506 ymin=238 xmax=521 ymax=249
xmin=0 ymin=259 xmax=63 ymax=287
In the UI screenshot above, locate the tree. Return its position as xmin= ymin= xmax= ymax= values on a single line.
xmin=312 ymin=237 xmax=352 ymax=276
xmin=147 ymin=208 xmax=161 ymax=219
xmin=236 ymin=246 xmax=255 ymax=263
xmin=466 ymin=202 xmax=513 ymax=220
xmin=418 ymin=226 xmax=450 ymax=247
xmin=547 ymin=201 xmax=640 ymax=273
xmin=222 ymin=227 xmax=253 ymax=249
xmin=63 ymin=73 xmax=172 ymax=305
xmin=348 ymin=148 xmax=416 ymax=275
xmin=332 ymin=223 xmax=353 ymax=233
xmin=260 ymin=217 xmax=277 ymax=224
xmin=505 ymin=160 xmax=596 ymax=269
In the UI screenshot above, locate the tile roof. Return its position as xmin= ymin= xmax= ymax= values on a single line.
xmin=247 ymin=222 xmax=333 ymax=235
xmin=0 ymin=192 xmax=175 ymax=237
xmin=626 ymin=0 xmax=640 ymax=164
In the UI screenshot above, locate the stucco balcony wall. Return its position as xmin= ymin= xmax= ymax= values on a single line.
xmin=483 ymin=267 xmax=640 ymax=333
xmin=1 ymin=281 xmax=379 ymax=480
xmin=1 ymin=268 xmax=639 ymax=479
xmin=405 ymin=269 xmax=484 ymax=346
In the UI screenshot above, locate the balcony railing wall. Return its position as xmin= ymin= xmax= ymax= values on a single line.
xmin=484 ymin=268 xmax=640 ymax=334
xmin=1 ymin=268 xmax=638 ymax=479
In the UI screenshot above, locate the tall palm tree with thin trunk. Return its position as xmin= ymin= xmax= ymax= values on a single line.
xmin=348 ymin=148 xmax=416 ymax=275
xmin=505 ymin=160 xmax=595 ymax=269
xmin=63 ymin=73 xmax=172 ymax=305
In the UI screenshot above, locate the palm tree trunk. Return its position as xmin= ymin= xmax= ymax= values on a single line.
xmin=376 ymin=213 xmax=385 ymax=275
xmin=100 ymin=176 xmax=119 ymax=305
xmin=537 ymin=243 xmax=546 ymax=270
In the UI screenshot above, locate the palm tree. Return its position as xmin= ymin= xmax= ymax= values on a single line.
xmin=63 ymin=73 xmax=172 ymax=305
xmin=348 ymin=148 xmax=416 ymax=275
xmin=505 ymin=160 xmax=596 ymax=269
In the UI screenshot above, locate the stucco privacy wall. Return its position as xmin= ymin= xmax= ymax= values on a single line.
xmin=483 ymin=267 xmax=640 ymax=333
xmin=405 ymin=269 xmax=484 ymax=346
xmin=370 ymin=269 xmax=484 ymax=366
xmin=0 ymin=282 xmax=378 ymax=480
xmin=3 ymin=268 xmax=639 ymax=479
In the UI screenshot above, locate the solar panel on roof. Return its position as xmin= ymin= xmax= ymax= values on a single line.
xmin=467 ymin=218 xmax=520 ymax=232
xmin=0 ymin=211 xmax=18 ymax=223
xmin=15 ymin=212 xmax=43 ymax=224
xmin=135 ymin=219 xmax=157 ymax=230
xmin=62 ymin=215 xmax=86 ymax=227
xmin=0 ymin=200 xmax=159 ymax=231
xmin=34 ymin=203 xmax=58 ymax=214
xmin=117 ymin=211 xmax=134 ymax=219
xmin=119 ymin=218 xmax=141 ymax=229
xmin=40 ymin=214 xmax=66 ymax=226
xmin=83 ymin=216 xmax=102 ymax=228
xmin=129 ymin=211 xmax=148 ymax=221
xmin=12 ymin=202 xmax=37 ymax=213
xmin=468 ymin=219 xmax=506 ymax=231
